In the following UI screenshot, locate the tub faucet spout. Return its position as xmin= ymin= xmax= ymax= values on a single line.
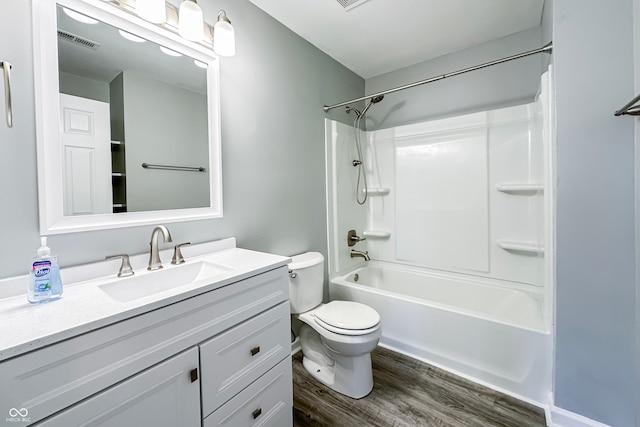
xmin=148 ymin=225 xmax=172 ymax=270
xmin=350 ymin=249 xmax=370 ymax=261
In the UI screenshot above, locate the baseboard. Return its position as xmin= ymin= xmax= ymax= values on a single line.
xmin=547 ymin=399 xmax=611 ymax=427
xmin=291 ymin=336 xmax=301 ymax=356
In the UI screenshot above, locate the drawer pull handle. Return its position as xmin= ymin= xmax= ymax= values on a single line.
xmin=250 ymin=346 xmax=260 ymax=356
xmin=190 ymin=368 xmax=198 ymax=383
xmin=252 ymin=408 xmax=262 ymax=419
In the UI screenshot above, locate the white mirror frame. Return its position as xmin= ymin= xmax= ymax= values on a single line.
xmin=32 ymin=0 xmax=223 ymax=235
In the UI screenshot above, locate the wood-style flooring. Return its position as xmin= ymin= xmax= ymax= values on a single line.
xmin=292 ymin=347 xmax=546 ymax=427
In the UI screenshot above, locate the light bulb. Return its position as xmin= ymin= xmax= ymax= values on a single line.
xmin=63 ymin=8 xmax=99 ymax=24
xmin=193 ymin=60 xmax=207 ymax=69
xmin=136 ymin=0 xmax=166 ymax=24
xmin=213 ymin=11 xmax=235 ymax=57
xmin=178 ymin=0 xmax=204 ymax=42
xmin=160 ymin=46 xmax=182 ymax=57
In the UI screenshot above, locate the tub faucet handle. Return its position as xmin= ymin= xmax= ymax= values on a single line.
xmin=348 ymin=229 xmax=367 ymax=247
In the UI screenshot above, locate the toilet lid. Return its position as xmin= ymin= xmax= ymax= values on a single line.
xmin=314 ymin=301 xmax=380 ymax=330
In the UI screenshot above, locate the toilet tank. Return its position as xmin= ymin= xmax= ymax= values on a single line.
xmin=288 ymin=252 xmax=324 ymax=314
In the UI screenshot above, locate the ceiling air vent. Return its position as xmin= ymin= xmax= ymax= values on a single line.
xmin=57 ymin=29 xmax=100 ymax=50
xmin=336 ymin=0 xmax=372 ymax=11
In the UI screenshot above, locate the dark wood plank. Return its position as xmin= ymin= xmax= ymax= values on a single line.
xmin=293 ymin=347 xmax=546 ymax=427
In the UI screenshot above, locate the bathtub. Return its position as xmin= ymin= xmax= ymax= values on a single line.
xmin=329 ymin=263 xmax=551 ymax=404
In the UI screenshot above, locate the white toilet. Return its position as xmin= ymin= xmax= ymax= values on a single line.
xmin=289 ymin=252 xmax=381 ymax=399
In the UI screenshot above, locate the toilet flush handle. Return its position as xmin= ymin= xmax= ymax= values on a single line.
xmin=288 ymin=269 xmax=298 ymax=279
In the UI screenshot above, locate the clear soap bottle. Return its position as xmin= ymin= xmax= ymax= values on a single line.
xmin=28 ymin=236 xmax=63 ymax=304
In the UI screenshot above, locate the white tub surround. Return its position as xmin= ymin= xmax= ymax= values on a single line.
xmin=325 ymin=69 xmax=554 ymax=406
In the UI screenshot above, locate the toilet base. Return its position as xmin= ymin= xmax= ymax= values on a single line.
xmin=302 ymin=352 xmax=374 ymax=399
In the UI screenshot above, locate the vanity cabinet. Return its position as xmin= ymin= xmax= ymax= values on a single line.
xmin=0 ymin=266 xmax=292 ymax=426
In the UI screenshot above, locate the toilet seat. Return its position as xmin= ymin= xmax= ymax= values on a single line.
xmin=313 ymin=301 xmax=380 ymax=336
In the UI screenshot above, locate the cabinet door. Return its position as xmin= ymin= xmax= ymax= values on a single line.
xmin=37 ymin=348 xmax=200 ymax=427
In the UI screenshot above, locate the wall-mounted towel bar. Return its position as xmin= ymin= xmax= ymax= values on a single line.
xmin=1 ymin=61 xmax=12 ymax=128
xmin=614 ymin=93 xmax=640 ymax=116
xmin=141 ymin=163 xmax=206 ymax=172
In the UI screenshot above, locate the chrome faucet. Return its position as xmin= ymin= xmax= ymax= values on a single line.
xmin=350 ymin=249 xmax=370 ymax=261
xmin=148 ymin=225 xmax=172 ymax=270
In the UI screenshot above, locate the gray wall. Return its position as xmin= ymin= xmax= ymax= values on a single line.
xmin=553 ymin=1 xmax=637 ymax=426
xmin=121 ymin=71 xmax=209 ymax=212
xmin=364 ymin=27 xmax=544 ymax=131
xmin=58 ymin=71 xmax=110 ymax=103
xmin=0 ymin=0 xmax=363 ymax=279
xmin=636 ymin=1 xmax=640 ymax=422
xmin=0 ymin=0 xmax=40 ymax=277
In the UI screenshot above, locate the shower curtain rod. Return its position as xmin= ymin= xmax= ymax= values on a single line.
xmin=322 ymin=42 xmax=553 ymax=113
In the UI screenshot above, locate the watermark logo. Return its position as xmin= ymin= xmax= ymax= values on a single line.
xmin=6 ymin=408 xmax=30 ymax=423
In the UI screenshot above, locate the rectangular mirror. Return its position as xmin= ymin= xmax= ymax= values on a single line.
xmin=32 ymin=0 xmax=222 ymax=234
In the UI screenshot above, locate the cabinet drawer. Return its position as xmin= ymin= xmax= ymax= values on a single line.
xmin=0 ymin=267 xmax=288 ymax=425
xmin=203 ymin=357 xmax=292 ymax=427
xmin=200 ymin=302 xmax=291 ymax=417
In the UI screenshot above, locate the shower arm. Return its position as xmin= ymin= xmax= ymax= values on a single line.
xmin=322 ymin=42 xmax=553 ymax=113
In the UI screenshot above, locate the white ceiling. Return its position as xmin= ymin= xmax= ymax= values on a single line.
xmin=247 ymin=0 xmax=545 ymax=79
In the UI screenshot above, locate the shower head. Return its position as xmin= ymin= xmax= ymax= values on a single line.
xmin=360 ymin=95 xmax=384 ymax=117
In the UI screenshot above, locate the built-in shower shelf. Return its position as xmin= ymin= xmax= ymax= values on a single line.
xmin=496 ymin=183 xmax=544 ymax=194
xmin=497 ymin=239 xmax=544 ymax=254
xmin=363 ymin=230 xmax=391 ymax=239
xmin=362 ymin=187 xmax=391 ymax=196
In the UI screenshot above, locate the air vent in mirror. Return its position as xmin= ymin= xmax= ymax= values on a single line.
xmin=335 ymin=0 xmax=371 ymax=11
xmin=57 ymin=29 xmax=100 ymax=50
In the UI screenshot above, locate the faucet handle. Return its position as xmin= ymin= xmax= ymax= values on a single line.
xmin=171 ymin=242 xmax=191 ymax=265
xmin=105 ymin=254 xmax=134 ymax=277
xmin=347 ymin=229 xmax=367 ymax=247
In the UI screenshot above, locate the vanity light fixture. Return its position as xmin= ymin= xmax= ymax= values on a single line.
xmin=213 ymin=10 xmax=235 ymax=57
xmin=97 ymin=0 xmax=236 ymax=56
xmin=160 ymin=46 xmax=182 ymax=57
xmin=118 ymin=29 xmax=146 ymax=43
xmin=178 ymin=0 xmax=204 ymax=42
xmin=136 ymin=0 xmax=166 ymax=24
xmin=63 ymin=7 xmax=99 ymax=24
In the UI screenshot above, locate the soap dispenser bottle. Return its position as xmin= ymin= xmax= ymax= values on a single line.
xmin=28 ymin=236 xmax=63 ymax=304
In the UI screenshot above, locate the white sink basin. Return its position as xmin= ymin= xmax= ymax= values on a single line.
xmin=98 ymin=261 xmax=234 ymax=303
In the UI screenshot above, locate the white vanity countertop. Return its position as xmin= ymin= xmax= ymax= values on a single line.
xmin=0 ymin=238 xmax=291 ymax=362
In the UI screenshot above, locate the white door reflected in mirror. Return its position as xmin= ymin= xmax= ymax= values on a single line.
xmin=60 ymin=94 xmax=112 ymax=215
